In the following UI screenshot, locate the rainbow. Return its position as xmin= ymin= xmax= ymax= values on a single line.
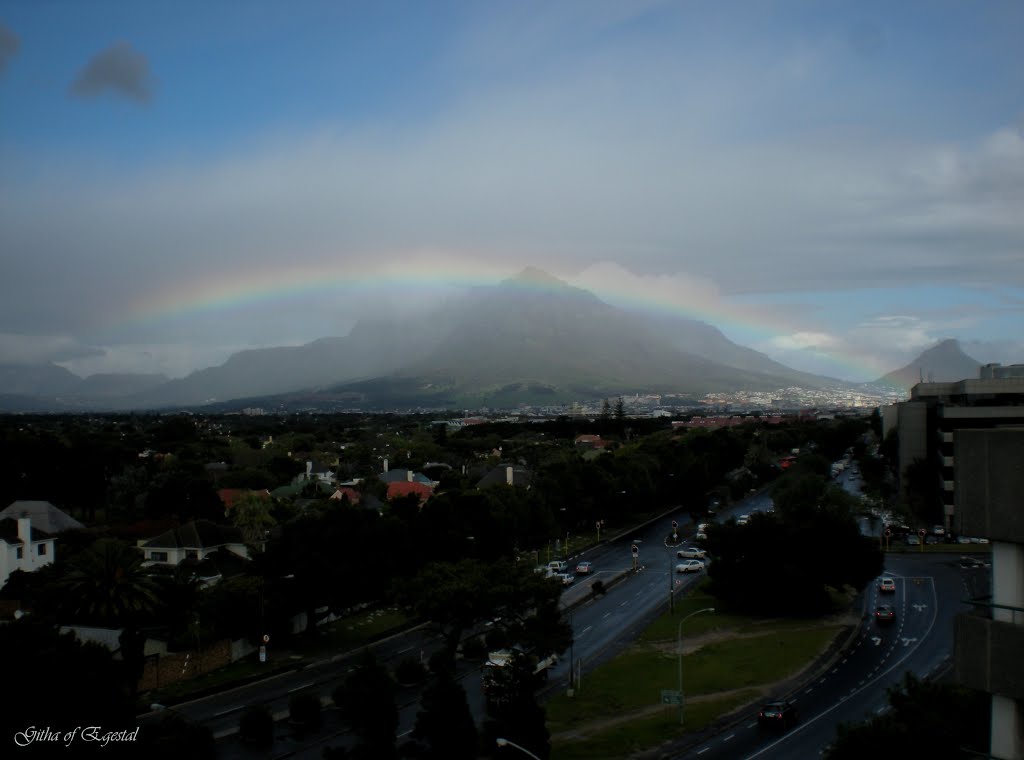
xmin=108 ymin=255 xmax=889 ymax=382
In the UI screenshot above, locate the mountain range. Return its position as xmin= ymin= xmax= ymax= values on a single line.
xmin=874 ymin=338 xmax=983 ymax=390
xmin=0 ymin=269 xmax=991 ymax=411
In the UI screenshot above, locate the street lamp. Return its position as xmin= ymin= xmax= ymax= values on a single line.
xmin=496 ymin=737 xmax=543 ymax=760
xmin=677 ymin=607 xmax=715 ymax=725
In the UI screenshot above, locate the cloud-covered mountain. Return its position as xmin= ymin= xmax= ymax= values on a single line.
xmin=0 ymin=269 xmax=857 ymax=411
xmin=874 ymin=339 xmax=983 ymax=390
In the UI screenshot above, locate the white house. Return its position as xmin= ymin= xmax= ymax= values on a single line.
xmin=0 ymin=516 xmax=57 ymax=590
xmin=139 ymin=520 xmax=249 ymax=567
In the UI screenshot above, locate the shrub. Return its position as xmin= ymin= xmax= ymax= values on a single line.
xmin=591 ymin=579 xmax=606 ymax=597
xmin=395 ymin=656 xmax=428 ymax=685
xmin=288 ymin=692 xmax=322 ymax=731
xmin=461 ymin=636 xmax=487 ymax=660
xmin=238 ymin=704 xmax=274 ymax=747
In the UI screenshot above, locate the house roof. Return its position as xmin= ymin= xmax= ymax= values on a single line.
xmin=380 ymin=469 xmax=433 ymax=485
xmin=329 ymin=487 xmax=362 ymax=504
xmin=476 ymin=464 xmax=532 ymax=489
xmin=217 ymin=488 xmax=271 ymax=510
xmin=141 ymin=520 xmax=245 ymax=549
xmin=386 ymin=481 xmax=433 ymax=501
xmin=0 ymin=500 xmax=84 ymax=533
xmin=0 ymin=518 xmax=54 ymax=545
xmin=178 ymin=546 xmax=250 ymax=579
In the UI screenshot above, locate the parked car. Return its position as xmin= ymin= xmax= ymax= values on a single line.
xmin=697 ymin=523 xmax=710 ymax=534
xmin=547 ymin=560 xmax=568 ymax=573
xmin=675 ymin=559 xmax=705 ymax=574
xmin=736 ymin=514 xmax=750 ymax=526
xmin=905 ymin=535 xmax=920 ymax=546
xmin=758 ymin=701 xmax=798 ymax=729
xmin=557 ymin=573 xmax=575 ymax=586
xmin=575 ymin=561 xmax=594 ymax=575
xmin=879 ymin=578 xmax=896 ymax=594
xmin=875 ymin=604 xmax=896 ymax=624
xmin=676 ymin=547 xmax=706 ymax=559
xmin=933 ymin=525 xmax=946 ymax=536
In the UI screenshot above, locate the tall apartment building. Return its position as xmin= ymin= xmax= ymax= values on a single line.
xmin=881 ymin=366 xmax=1024 ymax=532
xmin=953 ymin=428 xmax=1024 ymax=759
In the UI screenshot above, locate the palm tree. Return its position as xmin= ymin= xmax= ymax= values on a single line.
xmin=60 ymin=538 xmax=164 ymax=696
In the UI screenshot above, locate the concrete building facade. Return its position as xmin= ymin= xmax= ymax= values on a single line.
xmin=953 ymin=427 xmax=1024 ymax=759
xmin=883 ymin=369 xmax=1024 ymax=532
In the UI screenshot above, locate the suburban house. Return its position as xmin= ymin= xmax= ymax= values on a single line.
xmin=0 ymin=500 xmax=84 ymax=533
xmin=329 ymin=486 xmax=362 ymax=505
xmin=476 ymin=464 xmax=532 ymax=489
xmin=304 ymin=460 xmax=336 ymax=484
xmin=140 ymin=520 xmax=249 ymax=569
xmin=0 ymin=516 xmax=56 ymax=590
xmin=386 ymin=481 xmax=434 ymax=504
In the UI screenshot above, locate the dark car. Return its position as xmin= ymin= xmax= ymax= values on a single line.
xmin=875 ymin=604 xmax=896 ymax=624
xmin=758 ymin=700 xmax=798 ymax=729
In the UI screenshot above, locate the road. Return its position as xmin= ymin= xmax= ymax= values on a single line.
xmin=670 ymin=550 xmax=988 ymax=758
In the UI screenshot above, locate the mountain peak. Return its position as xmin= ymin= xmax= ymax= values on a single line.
xmin=504 ymin=267 xmax=568 ymax=287
xmin=876 ymin=338 xmax=982 ymax=389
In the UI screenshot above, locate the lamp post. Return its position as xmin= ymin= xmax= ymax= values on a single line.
xmin=677 ymin=607 xmax=715 ymax=725
xmin=496 ymin=737 xmax=543 ymax=760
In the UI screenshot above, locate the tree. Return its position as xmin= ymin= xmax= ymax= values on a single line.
xmin=57 ymin=538 xmax=164 ymax=696
xmin=0 ymin=618 xmax=135 ymax=744
xmin=141 ymin=712 xmax=216 ymax=760
xmin=231 ymin=491 xmax=277 ymax=547
xmin=332 ymin=651 xmax=399 ymax=760
xmin=407 ymin=672 xmax=477 ymax=760
xmin=824 ymin=673 xmax=989 ymax=759
xmin=400 ymin=559 xmax=571 ymax=672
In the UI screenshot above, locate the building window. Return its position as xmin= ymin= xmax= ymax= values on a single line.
xmin=37 ymin=544 xmax=47 ymax=556
xmin=16 ymin=547 xmax=23 ymax=559
xmin=150 ymin=551 xmax=168 ymax=562
xmin=186 ymin=550 xmax=198 ymax=560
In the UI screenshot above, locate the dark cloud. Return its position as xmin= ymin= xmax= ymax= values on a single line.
xmin=69 ymin=41 xmax=152 ymax=103
xmin=0 ymin=23 xmax=20 ymax=76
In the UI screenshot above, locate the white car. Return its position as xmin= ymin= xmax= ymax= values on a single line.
xmin=677 ymin=547 xmax=706 ymax=559
xmin=676 ymin=559 xmax=705 ymax=573
xmin=697 ymin=523 xmax=710 ymax=533
xmin=933 ymin=525 xmax=946 ymax=536
xmin=557 ymin=572 xmax=575 ymax=586
xmin=736 ymin=514 xmax=750 ymax=526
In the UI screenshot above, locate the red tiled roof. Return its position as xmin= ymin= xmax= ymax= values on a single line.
xmin=218 ymin=489 xmax=271 ymax=511
xmin=330 ymin=487 xmax=362 ymax=504
xmin=386 ymin=481 xmax=433 ymax=502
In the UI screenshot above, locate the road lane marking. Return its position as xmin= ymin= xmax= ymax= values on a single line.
xmin=213 ymin=706 xmax=241 ymax=717
xmin=579 ymin=625 xmax=593 ymax=638
xmin=288 ymin=682 xmax=314 ymax=693
xmin=397 ymin=646 xmax=412 ymax=654
xmin=724 ymin=734 xmax=734 ymax=742
xmin=697 ymin=748 xmax=709 ymax=755
xmin=603 ymin=612 xmax=611 ymax=619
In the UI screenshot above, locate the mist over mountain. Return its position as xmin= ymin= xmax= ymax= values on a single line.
xmin=874 ymin=339 xmax=983 ymax=390
xmin=0 ymin=269 xmax=887 ymax=411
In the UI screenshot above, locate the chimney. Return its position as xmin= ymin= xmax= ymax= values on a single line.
xmin=383 ymin=458 xmax=389 ymax=473
xmin=407 ymin=470 xmax=413 ymax=482
xmin=506 ymin=466 xmax=514 ymax=486
xmin=17 ymin=517 xmax=31 ymax=563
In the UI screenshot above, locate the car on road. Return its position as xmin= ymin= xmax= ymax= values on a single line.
xmin=697 ymin=523 xmax=710 ymax=533
xmin=676 ymin=547 xmax=706 ymax=559
xmin=547 ymin=560 xmax=568 ymax=573
xmin=875 ymin=604 xmax=896 ymax=624
xmin=675 ymin=559 xmax=705 ymax=573
xmin=933 ymin=525 xmax=946 ymax=536
xmin=575 ymin=561 xmax=594 ymax=575
xmin=879 ymin=578 xmax=896 ymax=594
xmin=758 ymin=701 xmax=798 ymax=729
xmin=557 ymin=572 xmax=575 ymax=586
xmin=736 ymin=514 xmax=750 ymax=526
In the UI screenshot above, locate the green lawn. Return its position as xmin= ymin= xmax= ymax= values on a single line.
xmin=547 ymin=591 xmax=846 ymax=758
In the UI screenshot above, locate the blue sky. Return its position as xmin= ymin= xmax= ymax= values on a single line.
xmin=1 ymin=1 xmax=1022 ymax=381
